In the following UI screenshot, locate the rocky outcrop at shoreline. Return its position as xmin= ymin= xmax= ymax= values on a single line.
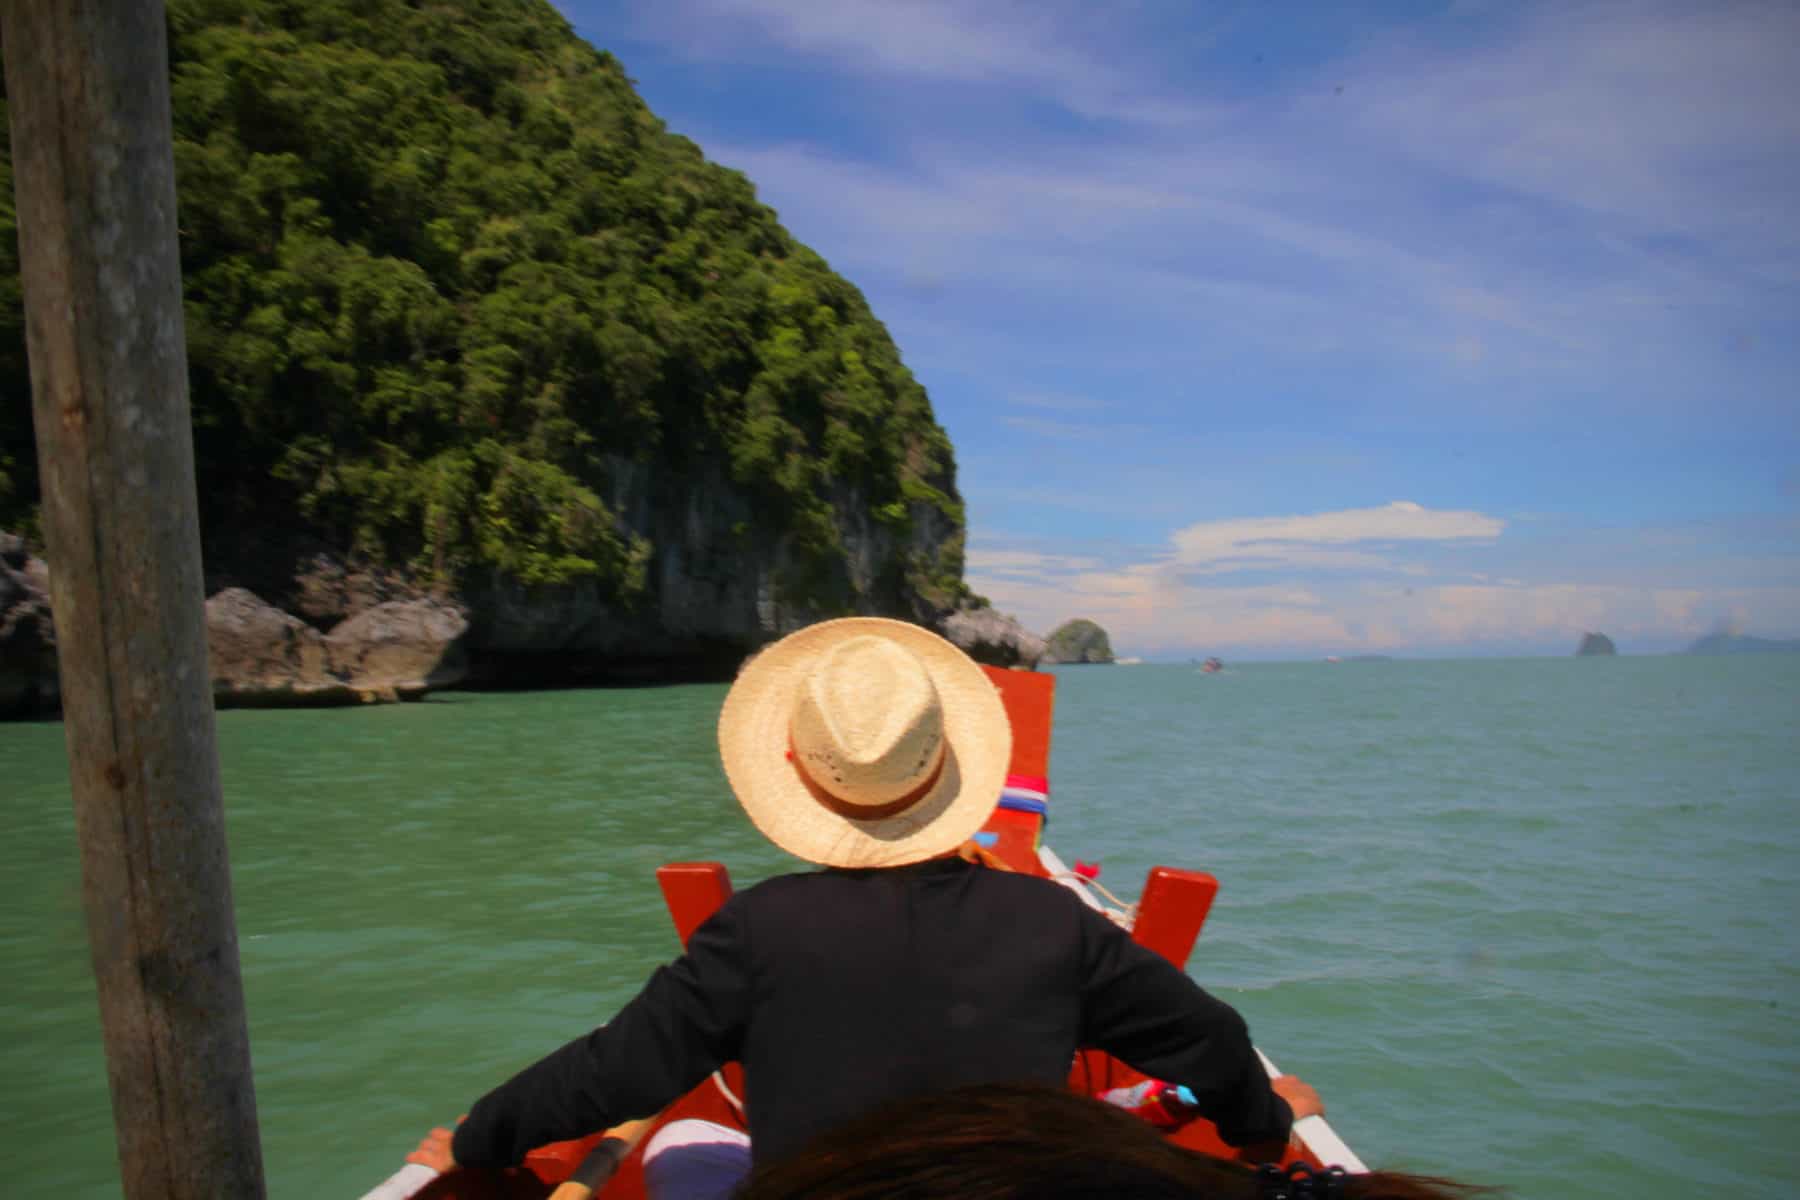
xmin=1 ymin=538 xmax=473 ymax=717
xmin=6 ymin=528 xmax=1138 ymax=719
xmin=0 ymin=533 xmax=57 ymax=717
xmin=205 ymin=588 xmax=469 ymax=706
xmin=940 ymin=604 xmax=1046 ymax=671
xmin=1 ymin=532 xmax=1055 ymax=717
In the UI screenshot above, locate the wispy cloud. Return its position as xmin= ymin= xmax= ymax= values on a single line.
xmin=1337 ymin=2 xmax=1800 ymax=267
xmin=660 ymin=0 xmax=1796 ymax=392
xmin=616 ymin=0 xmax=1225 ymax=126
xmin=1168 ymin=502 xmax=1505 ymax=570
xmin=999 ymin=415 xmax=1149 ymax=442
xmin=966 ymin=507 xmax=1800 ymax=655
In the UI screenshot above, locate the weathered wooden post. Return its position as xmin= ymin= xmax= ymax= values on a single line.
xmin=1 ymin=3 xmax=267 ymax=1196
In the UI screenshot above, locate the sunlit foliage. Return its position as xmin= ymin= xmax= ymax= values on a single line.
xmin=0 ymin=0 xmax=965 ymax=606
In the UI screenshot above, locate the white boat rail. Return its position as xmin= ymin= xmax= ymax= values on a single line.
xmin=1257 ymin=1048 xmax=1368 ymax=1174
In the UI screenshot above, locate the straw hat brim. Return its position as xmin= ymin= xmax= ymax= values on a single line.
xmin=718 ymin=617 xmax=1012 ymax=868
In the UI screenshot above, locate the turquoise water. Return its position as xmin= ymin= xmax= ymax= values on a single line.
xmin=4 ymin=656 xmax=1797 ymax=1198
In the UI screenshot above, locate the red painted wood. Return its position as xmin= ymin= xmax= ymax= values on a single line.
xmin=1130 ymin=867 xmax=1219 ymax=970
xmin=655 ymin=862 xmax=734 ymax=948
xmin=979 ymin=665 xmax=1056 ymax=780
xmin=972 ymin=665 xmax=1056 ymax=872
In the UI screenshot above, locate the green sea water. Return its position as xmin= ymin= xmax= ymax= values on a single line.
xmin=3 ymin=655 xmax=1796 ymax=1198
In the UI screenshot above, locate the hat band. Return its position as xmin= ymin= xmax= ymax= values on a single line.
xmin=789 ymin=739 xmax=948 ymax=823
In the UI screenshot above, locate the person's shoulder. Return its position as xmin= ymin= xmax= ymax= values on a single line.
xmin=728 ymin=862 xmax=1090 ymax=913
xmin=726 ymin=868 xmax=839 ymax=909
xmin=682 ymin=870 xmax=822 ymax=940
xmin=970 ymin=863 xmax=1107 ymax=917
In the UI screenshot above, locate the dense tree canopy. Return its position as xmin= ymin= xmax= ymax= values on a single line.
xmin=0 ymin=0 xmax=965 ymax=608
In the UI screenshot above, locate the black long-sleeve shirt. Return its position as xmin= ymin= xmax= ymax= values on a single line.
xmin=453 ymin=857 xmax=1291 ymax=1168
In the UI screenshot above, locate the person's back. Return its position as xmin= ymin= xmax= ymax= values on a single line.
xmin=729 ymin=861 xmax=1093 ymax=1163
xmin=684 ymin=859 xmax=1285 ymax=1163
xmin=454 ymin=855 xmax=1290 ymax=1169
xmin=428 ymin=618 xmax=1317 ymax=1197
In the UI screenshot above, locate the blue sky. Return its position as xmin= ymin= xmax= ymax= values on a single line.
xmin=554 ymin=0 xmax=1799 ymax=659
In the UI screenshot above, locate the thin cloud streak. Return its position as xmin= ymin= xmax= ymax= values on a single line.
xmin=965 ymin=505 xmax=1800 ymax=656
xmin=1169 ymin=502 xmax=1505 ymax=567
xmin=618 ymin=0 xmax=1227 ymax=127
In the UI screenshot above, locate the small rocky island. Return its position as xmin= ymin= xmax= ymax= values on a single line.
xmin=1575 ymin=632 xmax=1617 ymax=656
xmin=1041 ymin=618 xmax=1115 ymax=664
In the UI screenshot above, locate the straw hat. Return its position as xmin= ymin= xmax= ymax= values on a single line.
xmin=718 ymin=617 xmax=1012 ymax=867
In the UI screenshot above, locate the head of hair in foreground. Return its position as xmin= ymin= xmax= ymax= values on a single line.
xmin=737 ymin=1083 xmax=1497 ymax=1200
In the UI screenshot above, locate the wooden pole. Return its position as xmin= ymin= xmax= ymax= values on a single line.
xmin=2 ymin=3 xmax=267 ymax=1197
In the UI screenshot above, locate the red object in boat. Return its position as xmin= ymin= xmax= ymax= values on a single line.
xmin=374 ymin=664 xmax=1352 ymax=1200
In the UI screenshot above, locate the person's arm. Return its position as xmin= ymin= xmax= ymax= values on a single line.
xmin=1271 ymin=1074 xmax=1322 ymax=1120
xmin=451 ymin=896 xmax=754 ymax=1169
xmin=1074 ymin=902 xmax=1293 ymax=1148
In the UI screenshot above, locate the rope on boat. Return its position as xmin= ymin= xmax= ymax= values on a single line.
xmin=711 ymin=1068 xmax=746 ymax=1117
xmin=1054 ymin=872 xmax=1136 ymax=928
xmin=1036 ymin=845 xmax=1137 ymax=928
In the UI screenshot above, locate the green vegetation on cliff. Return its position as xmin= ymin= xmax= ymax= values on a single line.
xmin=0 ymin=0 xmax=966 ymax=608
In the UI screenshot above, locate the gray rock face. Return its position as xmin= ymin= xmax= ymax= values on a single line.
xmin=459 ymin=457 xmax=957 ymax=657
xmin=1042 ymin=618 xmax=1114 ymax=664
xmin=324 ymin=599 xmax=469 ymax=700
xmin=206 ymin=588 xmax=469 ymax=706
xmin=940 ymin=606 xmax=1045 ymax=671
xmin=1575 ymin=632 xmax=1617 ymax=657
xmin=0 ymin=535 xmax=58 ymax=717
xmin=292 ymin=555 xmax=427 ymax=626
xmin=205 ymin=588 xmax=346 ymax=705
xmin=200 ymin=456 xmax=968 ymax=687
xmin=5 ymin=447 xmax=965 ymax=712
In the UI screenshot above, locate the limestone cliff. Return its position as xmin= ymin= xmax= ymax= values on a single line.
xmin=0 ymin=0 xmax=979 ymax=704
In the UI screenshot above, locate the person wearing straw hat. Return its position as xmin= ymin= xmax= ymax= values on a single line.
xmin=435 ymin=618 xmax=1319 ymax=1197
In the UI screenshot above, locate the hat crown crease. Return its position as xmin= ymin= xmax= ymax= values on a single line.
xmin=791 ymin=636 xmax=945 ymax=808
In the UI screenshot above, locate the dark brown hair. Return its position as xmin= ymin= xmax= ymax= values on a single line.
xmin=736 ymin=1083 xmax=1497 ymax=1200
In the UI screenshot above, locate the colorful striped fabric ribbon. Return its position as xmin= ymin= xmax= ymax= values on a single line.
xmin=998 ymin=773 xmax=1049 ymax=822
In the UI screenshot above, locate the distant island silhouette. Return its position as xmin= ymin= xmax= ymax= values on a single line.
xmin=1576 ymin=632 xmax=1616 ymax=656
xmin=1681 ymin=632 xmax=1800 ymax=655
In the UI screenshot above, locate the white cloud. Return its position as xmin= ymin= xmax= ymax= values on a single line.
xmin=613 ymin=0 xmax=1225 ymax=126
xmin=965 ymin=506 xmax=1800 ymax=655
xmin=1338 ymin=2 xmax=1800 ymax=262
xmin=1168 ymin=502 xmax=1506 ymax=569
xmin=967 ymin=547 xmax=1106 ymax=577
